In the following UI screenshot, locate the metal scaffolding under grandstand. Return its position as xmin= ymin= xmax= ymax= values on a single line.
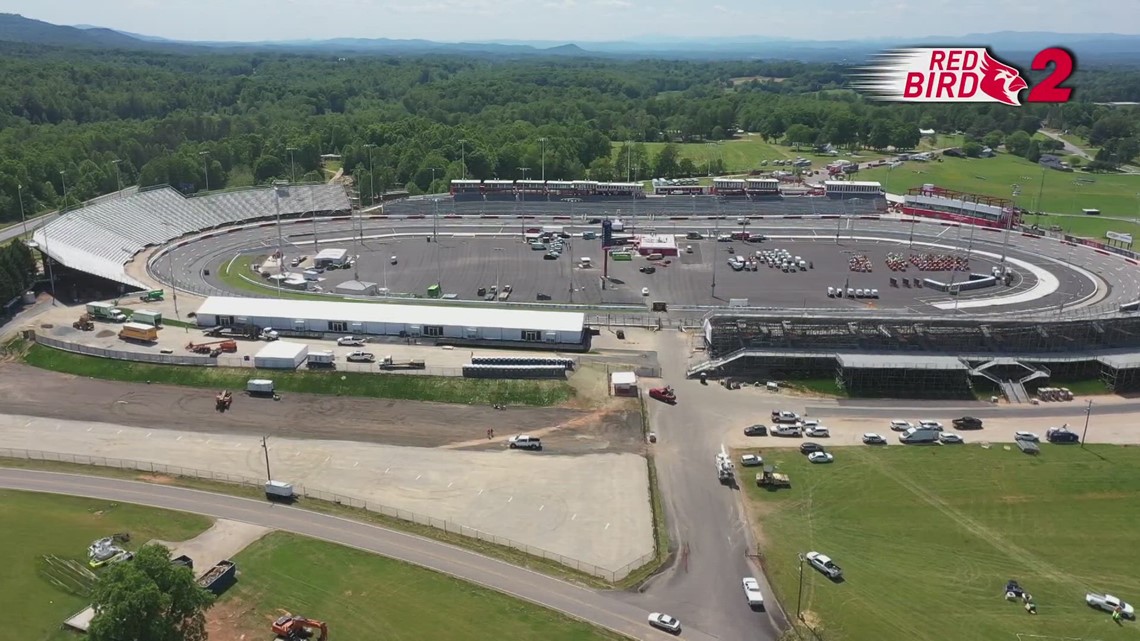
xmin=1098 ymin=353 xmax=1140 ymax=392
xmin=835 ymin=353 xmax=971 ymax=398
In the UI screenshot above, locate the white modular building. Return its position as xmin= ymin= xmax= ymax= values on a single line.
xmin=253 ymin=341 xmax=310 ymax=369
xmin=314 ymin=248 xmax=349 ymax=268
xmin=194 ymin=297 xmax=588 ymax=349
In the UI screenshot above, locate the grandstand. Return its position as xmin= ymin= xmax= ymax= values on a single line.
xmin=689 ymin=311 xmax=1140 ymax=397
xmin=31 ymin=184 xmax=351 ymax=289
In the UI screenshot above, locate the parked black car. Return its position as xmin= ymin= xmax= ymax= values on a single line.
xmin=953 ymin=416 xmax=984 ymax=429
xmin=1046 ymin=427 xmax=1080 ymax=443
xmin=743 ymin=424 xmax=768 ymax=437
xmin=799 ymin=442 xmax=825 ymax=455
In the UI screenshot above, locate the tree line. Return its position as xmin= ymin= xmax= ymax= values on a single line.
xmin=0 ymin=42 xmax=1136 ymax=224
xmin=0 ymin=239 xmax=36 ymax=307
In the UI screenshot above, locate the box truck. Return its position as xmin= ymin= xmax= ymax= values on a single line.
xmin=118 ymin=322 xmax=159 ymax=343
xmin=306 ymin=351 xmax=336 ymax=369
xmin=86 ymin=302 xmax=126 ymax=322
xmin=129 ymin=310 xmax=163 ymax=327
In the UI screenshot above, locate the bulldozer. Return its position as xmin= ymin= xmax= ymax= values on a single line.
xmin=73 ymin=314 xmax=94 ymax=331
xmin=215 ymin=390 xmax=232 ymax=412
xmin=272 ymin=614 xmax=327 ymax=641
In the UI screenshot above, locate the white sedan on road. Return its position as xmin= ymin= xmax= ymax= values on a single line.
xmin=807 ymin=451 xmax=834 ymax=464
xmin=1014 ymin=431 xmax=1040 ymax=442
xmin=648 ymin=612 xmax=682 ymax=633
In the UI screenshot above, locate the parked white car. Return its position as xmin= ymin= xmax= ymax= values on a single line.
xmin=805 ymin=551 xmax=843 ymax=579
xmin=1086 ymin=593 xmax=1135 ymax=618
xmin=804 ymin=426 xmax=830 ymax=438
xmin=889 ymin=420 xmax=912 ymax=431
xmin=939 ymin=433 xmax=963 ymax=444
xmin=336 ymin=336 xmax=366 ymax=346
xmin=742 ymin=577 xmax=765 ymax=607
xmin=648 ymin=612 xmax=682 ymax=633
xmin=862 ymin=433 xmax=887 ymax=445
xmin=1014 ymin=431 xmax=1040 ymax=442
xmin=807 ymin=451 xmax=834 ymax=464
xmin=918 ymin=420 xmax=944 ymax=430
xmin=740 ymin=454 xmax=763 ymax=467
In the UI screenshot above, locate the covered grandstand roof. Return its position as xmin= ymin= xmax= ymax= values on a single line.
xmin=836 ymin=353 xmax=968 ymax=370
xmin=31 ymin=184 xmax=351 ymax=289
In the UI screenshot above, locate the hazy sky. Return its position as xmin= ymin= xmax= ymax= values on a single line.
xmin=5 ymin=0 xmax=1139 ymax=42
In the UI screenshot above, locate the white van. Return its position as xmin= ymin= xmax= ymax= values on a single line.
xmin=646 ymin=253 xmax=663 ymax=261
xmin=685 ymin=245 xmax=693 ymax=253
xmin=579 ymin=257 xmax=592 ymax=268
xmin=899 ymin=427 xmax=940 ymax=444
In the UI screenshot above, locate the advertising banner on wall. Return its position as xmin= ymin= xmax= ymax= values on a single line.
xmin=1107 ymin=231 xmax=1133 ymax=245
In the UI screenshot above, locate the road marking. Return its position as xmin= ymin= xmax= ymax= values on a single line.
xmin=206 ymin=439 xmax=212 ymax=445
xmin=176 ymin=435 xmax=182 ymax=441
xmin=415 ymin=474 xmax=422 ymax=480
xmin=604 ymin=522 xmax=610 ymax=530
xmin=384 ymin=467 xmax=390 ymax=474
xmin=539 ymin=505 xmax=544 ymax=511
xmin=447 ymin=482 xmax=453 ymax=488
xmin=86 ymin=427 xmax=92 ymax=432
xmin=353 ymin=461 xmax=359 ymax=468
xmin=117 ymin=429 xmax=122 ymax=435
xmin=146 ymin=432 xmax=151 ymax=438
xmin=477 ymin=489 xmax=483 ymax=495
xmin=324 ymin=456 xmax=330 ymax=463
xmin=507 ymin=496 xmax=513 ymax=503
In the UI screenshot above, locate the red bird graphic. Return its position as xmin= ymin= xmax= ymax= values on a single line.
xmin=978 ymin=51 xmax=1028 ymax=106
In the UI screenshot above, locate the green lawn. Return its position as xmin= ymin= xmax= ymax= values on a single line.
xmin=221 ymin=532 xmax=625 ymax=641
xmin=0 ymin=490 xmax=212 ymax=640
xmin=744 ymin=445 xmax=1140 ymax=641
xmin=21 ymin=342 xmax=573 ymax=406
xmin=860 ymin=152 xmax=1140 ymax=217
xmin=612 ymin=136 xmax=887 ymax=175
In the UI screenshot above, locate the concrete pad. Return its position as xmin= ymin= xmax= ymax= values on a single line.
xmin=0 ymin=414 xmax=653 ymax=573
xmin=152 ymin=519 xmax=270 ymax=570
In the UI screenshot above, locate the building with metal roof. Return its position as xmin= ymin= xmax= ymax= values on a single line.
xmin=193 ymin=296 xmax=588 ymax=350
xmin=31 ymin=184 xmax=351 ymax=289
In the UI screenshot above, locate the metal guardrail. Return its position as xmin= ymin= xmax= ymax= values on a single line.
xmin=0 ymin=447 xmax=653 ymax=582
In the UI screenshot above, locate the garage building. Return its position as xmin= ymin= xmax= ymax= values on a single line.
xmin=635 ymin=234 xmax=678 ymax=257
xmin=194 ymin=296 xmax=589 ymax=350
xmin=314 ymin=248 xmax=349 ymax=268
xmin=254 ymin=341 xmax=310 ymax=369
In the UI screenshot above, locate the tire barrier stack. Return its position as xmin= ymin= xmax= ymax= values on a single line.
xmin=909 ymin=253 xmax=969 ymax=272
xmin=461 ymin=364 xmax=568 ymax=379
xmin=848 ymin=255 xmax=873 ymax=272
xmin=470 ymin=356 xmax=576 ymax=371
xmin=884 ymin=252 xmax=910 ymax=271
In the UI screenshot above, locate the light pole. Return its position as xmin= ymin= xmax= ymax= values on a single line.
xmin=429 ymin=167 xmax=444 ymax=193
xmin=199 ymin=151 xmax=210 ymax=193
xmin=518 ymin=166 xmax=530 ymax=180
xmin=363 ymin=143 xmax=376 ymax=207
xmin=796 ymin=553 xmax=806 ymax=622
xmin=112 ymin=159 xmax=123 ymax=197
xmin=59 ymin=170 xmax=69 ymax=209
xmin=287 ymin=147 xmax=298 ymax=183
xmin=999 ymin=185 xmax=1019 ymax=275
xmin=17 ymin=184 xmax=28 ymax=238
xmin=310 ymin=187 xmax=319 ymax=253
xmin=539 ymin=137 xmax=547 ymax=181
xmin=160 ymin=221 xmax=184 ymax=328
xmin=493 ymin=247 xmax=504 ymax=294
xmin=625 ymin=140 xmax=632 ymax=182
xmin=459 ymin=139 xmax=467 ymax=180
xmin=272 ymin=181 xmax=287 ymax=298
xmin=42 ymin=220 xmax=57 ymax=305
xmin=1081 ymin=399 xmax=1093 ymax=447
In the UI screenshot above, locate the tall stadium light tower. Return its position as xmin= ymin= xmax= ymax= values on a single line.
xmin=459 ymin=139 xmax=468 ymax=180
xmin=199 ymin=151 xmax=211 ymax=192
xmin=287 ymin=147 xmax=298 ymax=183
xmin=111 ymin=159 xmax=123 ymax=198
xmin=539 ymin=137 xmax=547 ymax=182
xmin=1000 ymin=185 xmax=1020 ymax=276
xmin=59 ymin=170 xmax=69 ymax=208
xmin=273 ymin=181 xmax=288 ymax=298
xmin=362 ymin=143 xmax=376 ymax=207
xmin=17 ymin=184 xmax=28 ymax=238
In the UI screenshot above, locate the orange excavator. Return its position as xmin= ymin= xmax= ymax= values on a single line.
xmin=272 ymin=615 xmax=328 ymax=641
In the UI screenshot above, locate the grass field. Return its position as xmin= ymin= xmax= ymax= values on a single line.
xmin=218 ymin=532 xmax=624 ymax=641
xmin=611 ymin=136 xmax=888 ymax=175
xmin=859 ymin=152 xmax=1140 ymax=218
xmin=20 ymin=341 xmax=573 ymax=406
xmin=744 ymin=445 xmax=1140 ymax=641
xmin=0 ymin=490 xmax=212 ymax=640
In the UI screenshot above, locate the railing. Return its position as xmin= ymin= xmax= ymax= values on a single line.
xmin=0 ymin=447 xmax=654 ymax=582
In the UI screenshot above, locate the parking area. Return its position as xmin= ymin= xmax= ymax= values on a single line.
xmin=309 ymin=236 xmax=1032 ymax=309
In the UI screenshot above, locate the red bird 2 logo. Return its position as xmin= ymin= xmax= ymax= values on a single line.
xmin=853 ymin=47 xmax=1074 ymax=105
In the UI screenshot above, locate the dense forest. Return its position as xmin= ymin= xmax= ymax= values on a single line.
xmin=0 ymin=41 xmax=1137 ymax=224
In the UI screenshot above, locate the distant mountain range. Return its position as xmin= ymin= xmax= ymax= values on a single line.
xmin=4 ymin=13 xmax=1140 ymax=64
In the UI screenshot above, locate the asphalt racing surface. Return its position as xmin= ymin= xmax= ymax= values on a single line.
xmin=156 ymin=216 xmax=1134 ymax=317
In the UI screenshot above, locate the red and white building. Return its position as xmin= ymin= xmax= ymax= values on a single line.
xmin=653 ymin=184 xmax=707 ymax=195
xmin=635 ymin=234 xmax=679 ymax=257
xmin=711 ymin=178 xmax=746 ymax=195
xmin=824 ymin=180 xmax=884 ymax=198
xmin=901 ymin=185 xmax=1018 ymax=229
xmin=745 ymin=178 xmax=780 ymax=196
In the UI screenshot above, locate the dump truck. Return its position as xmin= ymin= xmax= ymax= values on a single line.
xmin=196 ymin=560 xmax=237 ymax=595
xmin=119 ymin=322 xmax=159 ymax=343
xmin=138 ymin=289 xmax=164 ymax=302
xmin=378 ymin=355 xmax=426 ymax=370
xmin=86 ymin=302 xmax=126 ymax=322
xmin=73 ymin=314 xmax=94 ymax=331
xmin=756 ymin=466 xmax=791 ymax=488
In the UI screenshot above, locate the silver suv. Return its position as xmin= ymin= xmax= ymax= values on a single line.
xmin=508 ymin=435 xmax=543 ymax=451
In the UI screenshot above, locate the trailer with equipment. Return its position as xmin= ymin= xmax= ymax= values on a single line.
xmin=187 ymin=340 xmax=238 ymax=355
xmin=378 ymin=355 xmax=426 ymax=370
xmin=272 ymin=614 xmax=328 ymax=641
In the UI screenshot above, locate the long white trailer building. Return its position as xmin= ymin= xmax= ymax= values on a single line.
xmin=193 ymin=296 xmax=588 ymax=349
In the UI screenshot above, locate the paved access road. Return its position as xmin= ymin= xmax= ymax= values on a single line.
xmin=0 ymin=468 xmax=717 ymax=641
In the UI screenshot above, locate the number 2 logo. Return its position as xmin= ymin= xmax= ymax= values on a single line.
xmin=1026 ymin=47 xmax=1075 ymax=103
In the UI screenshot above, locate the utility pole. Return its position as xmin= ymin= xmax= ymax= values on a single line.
xmin=796 ymin=553 xmax=806 ymax=622
xmin=199 ymin=151 xmax=210 ymax=193
xmin=459 ymin=139 xmax=467 ymax=180
xmin=539 ymin=137 xmax=547 ymax=182
xmin=287 ymin=147 xmax=298 ymax=183
xmin=1081 ymin=399 xmax=1093 ymax=447
xmin=17 ymin=184 xmax=28 ymax=238
xmin=261 ymin=436 xmax=273 ymax=481
xmin=363 ymin=144 xmax=376 ymax=207
xmin=517 ymin=166 xmax=530 ymax=180
xmin=112 ymin=159 xmax=123 ymax=198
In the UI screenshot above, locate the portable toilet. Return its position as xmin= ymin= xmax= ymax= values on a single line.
xmin=427 ymin=284 xmax=442 ymax=298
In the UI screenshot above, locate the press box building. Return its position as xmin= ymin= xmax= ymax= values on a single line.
xmin=193 ymin=296 xmax=589 ymax=350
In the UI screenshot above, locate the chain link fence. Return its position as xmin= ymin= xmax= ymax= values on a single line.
xmin=0 ymin=447 xmax=654 ymax=582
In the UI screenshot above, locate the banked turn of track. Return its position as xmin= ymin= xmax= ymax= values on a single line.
xmin=0 ymin=469 xmax=711 ymax=641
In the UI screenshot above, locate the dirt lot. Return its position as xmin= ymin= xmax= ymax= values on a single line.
xmin=0 ymin=364 xmax=644 ymax=455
